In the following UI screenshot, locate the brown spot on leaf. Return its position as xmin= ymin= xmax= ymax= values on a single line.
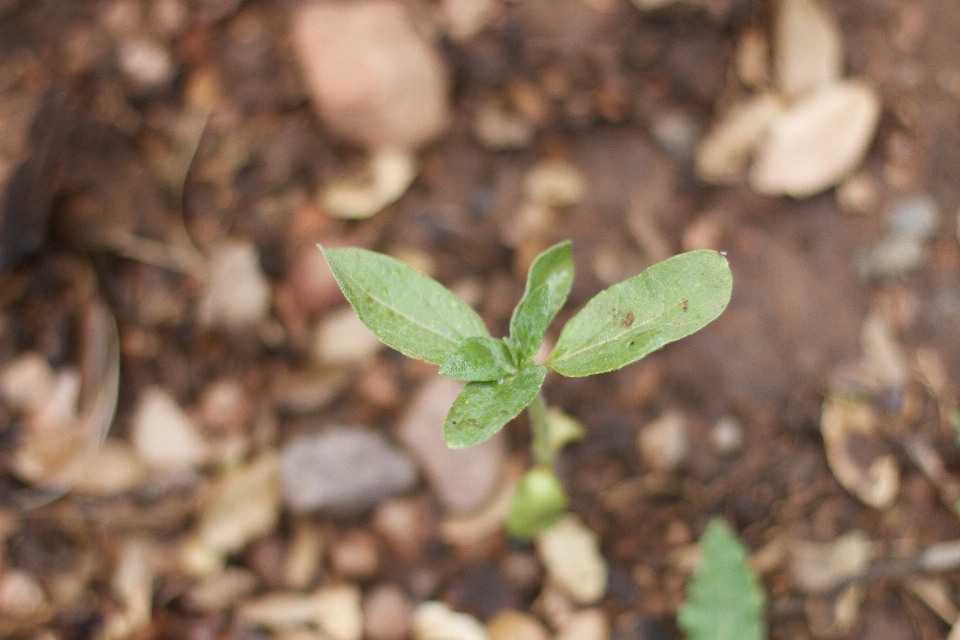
xmin=621 ymin=311 xmax=635 ymax=328
xmin=682 ymin=299 xmax=689 ymax=312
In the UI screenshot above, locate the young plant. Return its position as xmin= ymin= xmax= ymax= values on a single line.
xmin=678 ymin=519 xmax=767 ymax=640
xmin=320 ymin=241 xmax=732 ymax=536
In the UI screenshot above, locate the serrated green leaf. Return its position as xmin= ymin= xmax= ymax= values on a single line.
xmin=509 ymin=241 xmax=574 ymax=363
xmin=320 ymin=246 xmax=489 ymax=366
xmin=444 ymin=365 xmax=547 ymax=448
xmin=547 ymin=250 xmax=732 ymax=377
xmin=678 ymin=519 xmax=767 ymax=640
xmin=506 ymin=466 xmax=569 ymax=539
xmin=440 ymin=337 xmax=517 ymax=381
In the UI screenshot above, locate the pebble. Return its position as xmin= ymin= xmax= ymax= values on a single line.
xmin=72 ymin=438 xmax=147 ymax=496
xmin=198 ymin=379 xmax=251 ymax=434
xmin=836 ymin=171 xmax=880 ymax=215
xmin=311 ymin=306 xmax=383 ymax=366
xmin=858 ymin=234 xmax=927 ymax=280
xmin=536 ymin=515 xmax=608 ymax=605
xmin=196 ymin=452 xmax=282 ymax=554
xmin=0 ymin=570 xmax=47 ymax=618
xmin=556 ymin=609 xmax=609 ymax=640
xmin=637 ymin=410 xmax=690 ymax=471
xmin=331 ymin=529 xmax=380 ymax=579
xmin=749 ymin=80 xmax=881 ymax=198
xmin=288 ymin=244 xmax=347 ymax=318
xmin=441 ymin=0 xmax=498 ymax=42
xmin=284 ymin=521 xmax=325 ymax=590
xmin=198 ymin=240 xmax=273 ymax=330
xmin=397 ymin=376 xmax=507 ymax=514
xmin=412 ymin=601 xmax=488 ymax=640
xmin=280 ymin=426 xmax=418 ymax=514
xmin=886 ymin=194 xmax=940 ymax=240
xmin=131 ymin=386 xmax=210 ymax=470
xmin=710 ymin=416 xmax=744 ymax=455
xmin=371 ymin=496 xmax=436 ymax=558
xmin=486 ymin=610 xmax=550 ymax=640
xmin=473 ymin=98 xmax=536 ymax=150
xmin=117 ymin=36 xmax=174 ymax=89
xmin=649 ymin=109 xmax=701 ymax=165
xmin=291 ymin=0 xmax=449 ymax=149
xmin=788 ymin=532 xmax=872 ymax=593
xmin=0 ymin=352 xmax=56 ymax=412
xmin=774 ymin=0 xmax=843 ymax=97
xmin=363 ymin=583 xmax=412 ymax=640
xmin=522 ymin=160 xmax=586 ymax=208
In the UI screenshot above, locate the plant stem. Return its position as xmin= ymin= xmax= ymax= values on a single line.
xmin=528 ymin=391 xmax=552 ymax=467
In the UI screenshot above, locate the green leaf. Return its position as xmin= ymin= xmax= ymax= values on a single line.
xmin=440 ymin=337 xmax=517 ymax=381
xmin=509 ymin=241 xmax=574 ymax=363
xmin=320 ymin=246 xmax=489 ymax=366
xmin=678 ymin=519 xmax=767 ymax=640
xmin=547 ymin=250 xmax=732 ymax=377
xmin=505 ymin=466 xmax=569 ymax=539
xmin=444 ymin=365 xmax=547 ymax=448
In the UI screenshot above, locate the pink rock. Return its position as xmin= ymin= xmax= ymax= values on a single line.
xmin=291 ymin=0 xmax=450 ymax=149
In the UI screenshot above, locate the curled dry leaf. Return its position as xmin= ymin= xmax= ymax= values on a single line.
xmin=749 ymin=80 xmax=881 ymax=198
xmin=322 ymin=148 xmax=418 ymax=220
xmin=820 ymin=395 xmax=899 ymax=509
xmin=774 ymin=0 xmax=843 ymax=97
xmin=695 ymin=93 xmax=784 ymax=184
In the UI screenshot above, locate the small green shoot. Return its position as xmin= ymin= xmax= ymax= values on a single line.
xmin=678 ymin=519 xmax=767 ymax=640
xmin=320 ymin=241 xmax=732 ymax=536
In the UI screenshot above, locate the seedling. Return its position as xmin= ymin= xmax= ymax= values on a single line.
xmin=320 ymin=241 xmax=732 ymax=537
xmin=679 ymin=519 xmax=767 ymax=640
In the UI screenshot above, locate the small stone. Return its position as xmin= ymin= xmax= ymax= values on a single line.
xmin=473 ymin=98 xmax=535 ymax=150
xmin=198 ymin=378 xmax=251 ymax=433
xmin=886 ymin=194 xmax=940 ymax=241
xmin=331 ymin=530 xmax=380 ymax=579
xmin=291 ymin=0 xmax=449 ymax=149
xmin=132 ymin=387 xmax=209 ymax=470
xmin=184 ymin=568 xmax=258 ymax=613
xmin=363 ymin=583 xmax=412 ymax=640
xmin=72 ymin=439 xmax=147 ymax=496
xmin=859 ymin=234 xmax=927 ymax=279
xmin=117 ymin=37 xmax=174 ymax=88
xmin=836 ymin=171 xmax=879 ymax=215
xmin=371 ymin=496 xmax=436 ymax=557
xmin=649 ymin=109 xmax=701 ymax=164
xmin=536 ymin=515 xmax=608 ymax=605
xmin=280 ymin=426 xmax=418 ymax=514
xmin=486 ymin=610 xmax=549 ymax=640
xmin=441 ymin=0 xmax=498 ymax=42
xmin=696 ymin=93 xmax=783 ymax=184
xmin=412 ymin=601 xmax=488 ymax=640
xmin=0 ymin=353 xmax=56 ymax=412
xmin=312 ymin=306 xmax=383 ymax=366
xmin=710 ymin=417 xmax=743 ymax=455
xmin=774 ymin=0 xmax=843 ymax=97
xmin=198 ymin=240 xmax=272 ymax=330
xmin=637 ymin=410 xmax=690 ymax=471
xmin=196 ymin=452 xmax=282 ymax=554
xmin=556 ymin=609 xmax=609 ymax=640
xmin=0 ymin=570 xmax=47 ymax=618
xmin=522 ymin=160 xmax=586 ymax=208
xmin=288 ymin=244 xmax=347 ymax=318
xmin=749 ymin=80 xmax=882 ymax=198
xmin=736 ymin=28 xmax=770 ymax=90
xmin=397 ymin=376 xmax=506 ymax=514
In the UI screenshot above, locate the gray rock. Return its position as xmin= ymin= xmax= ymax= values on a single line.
xmin=886 ymin=194 xmax=940 ymax=241
xmin=281 ymin=426 xmax=418 ymax=514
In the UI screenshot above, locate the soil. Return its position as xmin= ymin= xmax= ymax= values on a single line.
xmin=2 ymin=0 xmax=960 ymax=639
